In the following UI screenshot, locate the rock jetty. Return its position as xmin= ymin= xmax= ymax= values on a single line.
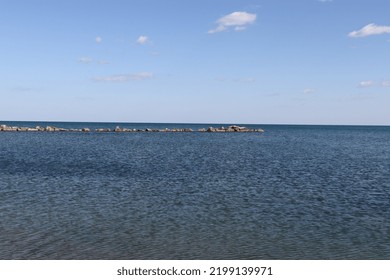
xmin=203 ymin=125 xmax=264 ymax=133
xmin=0 ymin=124 xmax=264 ymax=133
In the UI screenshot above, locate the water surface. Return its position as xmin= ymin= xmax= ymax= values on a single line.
xmin=1 ymin=123 xmax=389 ymax=259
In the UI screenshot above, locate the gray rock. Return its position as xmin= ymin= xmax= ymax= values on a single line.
xmin=96 ymin=128 xmax=111 ymax=132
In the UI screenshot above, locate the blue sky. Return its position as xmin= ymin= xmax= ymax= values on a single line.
xmin=1 ymin=0 xmax=390 ymax=125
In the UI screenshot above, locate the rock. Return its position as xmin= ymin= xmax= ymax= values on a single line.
xmin=226 ymin=125 xmax=251 ymax=132
xmin=82 ymin=128 xmax=90 ymax=132
xmin=198 ymin=128 xmax=206 ymax=132
xmin=44 ymin=126 xmax=64 ymax=132
xmin=95 ymin=128 xmax=111 ymax=132
xmin=114 ymin=126 xmax=122 ymax=132
xmin=0 ymin=125 xmax=14 ymax=131
xmin=1 ymin=125 xmax=16 ymax=131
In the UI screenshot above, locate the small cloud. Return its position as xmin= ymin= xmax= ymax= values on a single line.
xmin=318 ymin=0 xmax=333 ymax=2
xmin=381 ymin=80 xmax=390 ymax=87
xmin=208 ymin=11 xmax=256 ymax=34
xmin=358 ymin=80 xmax=374 ymax=88
xmin=95 ymin=36 xmax=102 ymax=43
xmin=78 ymin=57 xmax=93 ymax=64
xmin=303 ymin=88 xmax=316 ymax=94
xmin=136 ymin=35 xmax=149 ymax=45
xmin=93 ymin=72 xmax=154 ymax=82
xmin=348 ymin=23 xmax=390 ymax=38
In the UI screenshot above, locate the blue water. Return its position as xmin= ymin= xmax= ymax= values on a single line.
xmin=1 ymin=122 xmax=389 ymax=259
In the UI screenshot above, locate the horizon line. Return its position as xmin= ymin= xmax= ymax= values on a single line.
xmin=1 ymin=120 xmax=390 ymax=127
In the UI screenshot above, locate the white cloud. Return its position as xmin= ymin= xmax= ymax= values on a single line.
xmin=78 ymin=57 xmax=111 ymax=65
xmin=358 ymin=80 xmax=374 ymax=88
xmin=303 ymin=88 xmax=316 ymax=94
xmin=208 ymin=11 xmax=256 ymax=34
xmin=234 ymin=26 xmax=247 ymax=32
xmin=348 ymin=23 xmax=390 ymax=38
xmin=78 ymin=57 xmax=93 ymax=64
xmin=318 ymin=0 xmax=333 ymax=3
xmin=136 ymin=35 xmax=149 ymax=45
xmin=382 ymin=80 xmax=390 ymax=87
xmin=95 ymin=36 xmax=102 ymax=43
xmin=94 ymin=72 xmax=153 ymax=82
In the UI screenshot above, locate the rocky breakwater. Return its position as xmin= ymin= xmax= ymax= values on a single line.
xmin=1 ymin=124 xmax=264 ymax=133
xmin=0 ymin=124 xmax=90 ymax=132
xmin=201 ymin=125 xmax=264 ymax=133
xmin=113 ymin=126 xmax=195 ymax=132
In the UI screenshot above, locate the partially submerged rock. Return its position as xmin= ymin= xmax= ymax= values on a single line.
xmin=203 ymin=125 xmax=261 ymax=133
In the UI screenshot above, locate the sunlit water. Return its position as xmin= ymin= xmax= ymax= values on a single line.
xmin=1 ymin=123 xmax=389 ymax=259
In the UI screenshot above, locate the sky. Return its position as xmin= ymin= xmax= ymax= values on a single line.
xmin=1 ymin=0 xmax=390 ymax=125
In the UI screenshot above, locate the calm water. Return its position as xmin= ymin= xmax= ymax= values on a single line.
xmin=1 ymin=122 xmax=389 ymax=259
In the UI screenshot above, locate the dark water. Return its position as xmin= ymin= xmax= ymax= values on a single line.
xmin=1 ymin=122 xmax=389 ymax=259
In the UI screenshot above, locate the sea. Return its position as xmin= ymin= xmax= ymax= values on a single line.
xmin=0 ymin=121 xmax=389 ymax=259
